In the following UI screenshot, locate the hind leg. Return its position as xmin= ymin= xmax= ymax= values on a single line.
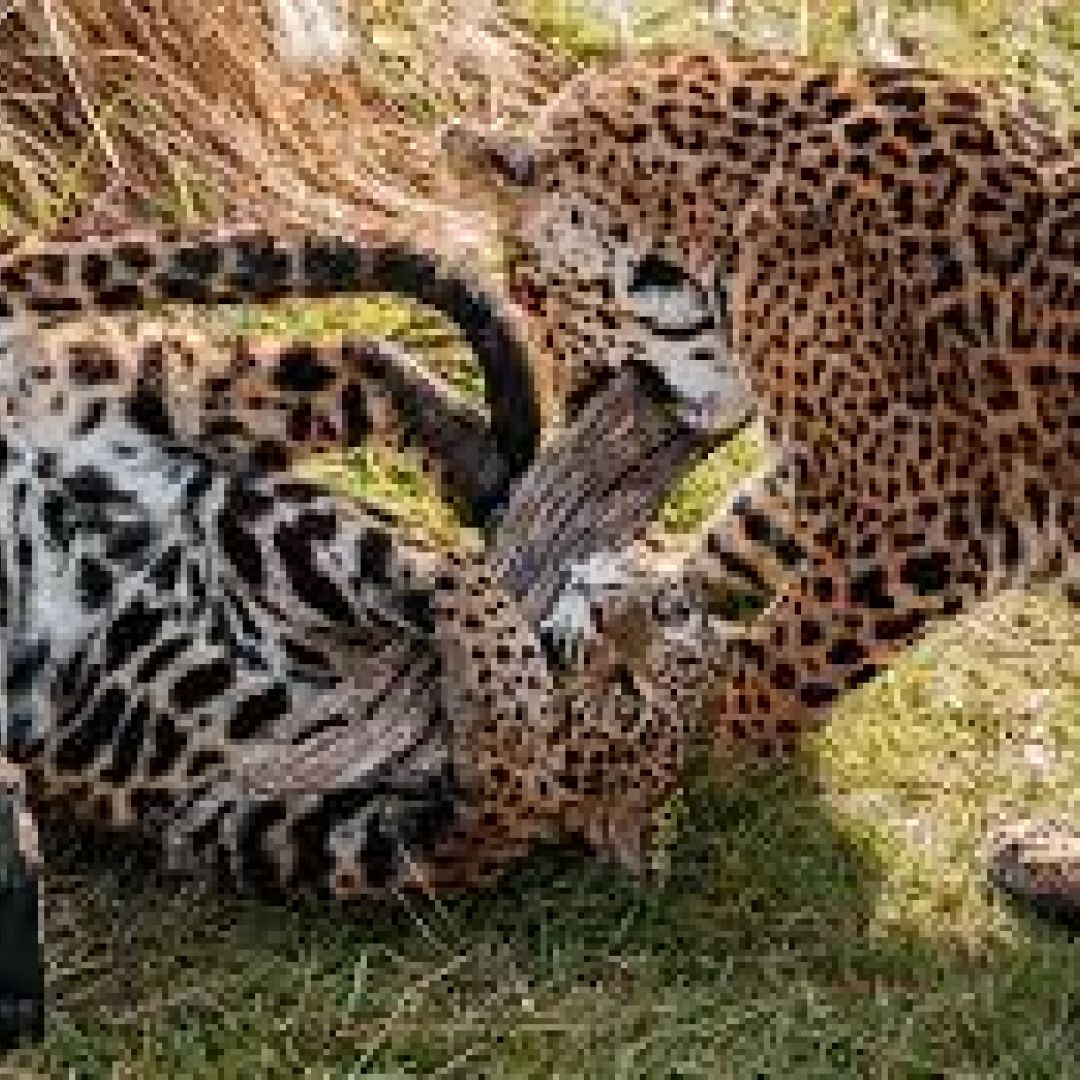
xmin=14 ymin=327 xmax=514 ymax=522
xmin=0 ymin=758 xmax=44 ymax=1049
xmin=153 ymin=332 xmax=516 ymax=518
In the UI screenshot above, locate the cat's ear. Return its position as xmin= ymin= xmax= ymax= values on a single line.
xmin=441 ymin=120 xmax=539 ymax=192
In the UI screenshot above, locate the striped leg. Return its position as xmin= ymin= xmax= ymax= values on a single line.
xmin=22 ymin=461 xmax=468 ymax=897
xmin=158 ymin=647 xmax=460 ymax=899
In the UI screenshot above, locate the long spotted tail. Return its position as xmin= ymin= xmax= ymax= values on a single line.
xmin=0 ymin=228 xmax=540 ymax=517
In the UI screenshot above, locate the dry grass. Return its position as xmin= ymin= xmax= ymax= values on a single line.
xmin=5 ymin=0 xmax=1080 ymax=252
xmin=0 ymin=0 xmax=583 ymax=262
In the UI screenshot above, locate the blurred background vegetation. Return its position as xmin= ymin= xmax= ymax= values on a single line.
xmin=4 ymin=1 xmax=1079 ymax=246
xmin=6 ymin=2 xmax=1080 ymax=1076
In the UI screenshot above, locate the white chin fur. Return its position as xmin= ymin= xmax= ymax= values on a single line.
xmin=648 ymin=343 xmax=755 ymax=436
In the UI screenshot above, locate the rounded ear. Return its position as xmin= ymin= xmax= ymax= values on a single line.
xmin=441 ymin=120 xmax=539 ymax=192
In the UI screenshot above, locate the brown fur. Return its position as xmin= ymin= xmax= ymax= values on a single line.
xmin=454 ymin=50 xmax=1079 ymax=767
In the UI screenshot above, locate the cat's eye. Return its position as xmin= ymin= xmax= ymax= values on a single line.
xmin=624 ymin=253 xmax=713 ymax=337
xmin=627 ymin=253 xmax=687 ymax=295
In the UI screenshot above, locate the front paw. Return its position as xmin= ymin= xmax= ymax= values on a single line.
xmin=540 ymin=552 xmax=645 ymax=671
xmin=539 ymin=587 xmax=593 ymax=671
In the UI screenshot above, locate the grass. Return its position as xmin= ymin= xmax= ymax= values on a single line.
xmin=656 ymin=422 xmax=766 ymax=538
xmin=297 ymin=445 xmax=472 ymax=549
xmin=10 ymin=1 xmax=1080 ymax=1076
xmin=221 ymin=296 xmax=487 ymax=402
xmin=219 ymin=293 xmax=486 ymax=548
